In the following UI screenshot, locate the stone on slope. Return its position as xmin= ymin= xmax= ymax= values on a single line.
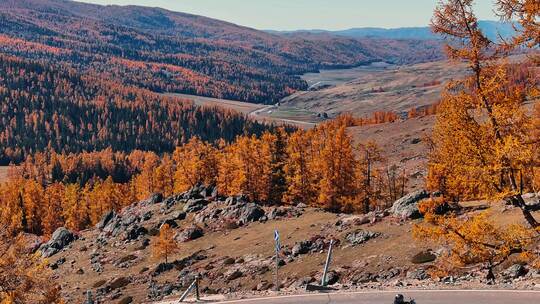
xmin=391 ymin=190 xmax=430 ymax=219
xmin=39 ymin=227 xmax=77 ymax=257
xmin=177 ymin=225 xmax=204 ymax=242
xmin=292 ymin=240 xmax=312 ymax=256
xmin=238 ymin=203 xmax=265 ymax=225
xmin=346 ymin=230 xmax=380 ymax=246
xmin=96 ymin=210 xmax=116 ymax=230
xmin=504 ymin=264 xmax=527 ymax=279
xmin=183 ymin=199 xmax=209 ymax=213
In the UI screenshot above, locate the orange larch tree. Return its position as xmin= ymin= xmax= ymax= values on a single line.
xmin=416 ymin=0 xmax=540 ymax=279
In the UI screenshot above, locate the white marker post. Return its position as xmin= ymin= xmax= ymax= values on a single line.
xmin=321 ymin=239 xmax=334 ymax=286
xmin=274 ymin=229 xmax=281 ymax=292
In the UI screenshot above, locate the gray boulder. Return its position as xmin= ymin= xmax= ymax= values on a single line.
xmin=346 ymin=230 xmax=380 ymax=246
xmin=238 ymin=203 xmax=265 ymax=224
xmin=177 ymin=226 xmax=204 ymax=242
xmin=148 ymin=193 xmax=163 ymax=204
xmin=96 ymin=210 xmax=116 ymax=230
xmin=162 ymin=194 xmax=184 ymax=210
xmin=292 ymin=240 xmax=312 ymax=256
xmin=125 ymin=225 xmax=148 ymax=241
xmin=183 ymin=199 xmax=209 ymax=213
xmin=407 ymin=268 xmax=429 ymax=280
xmin=170 ymin=211 xmax=187 ymax=221
xmin=39 ymin=227 xmax=76 ymax=257
xmin=504 ymin=264 xmax=527 ymax=279
xmin=391 ymin=190 xmax=430 ymax=219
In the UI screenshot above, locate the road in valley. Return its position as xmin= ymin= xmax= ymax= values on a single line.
xmin=211 ymin=290 xmax=540 ymax=304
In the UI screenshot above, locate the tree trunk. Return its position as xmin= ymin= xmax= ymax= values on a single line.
xmin=505 ymin=195 xmax=540 ymax=229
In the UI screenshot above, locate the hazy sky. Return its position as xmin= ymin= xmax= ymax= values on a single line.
xmin=79 ymin=0 xmax=496 ymax=30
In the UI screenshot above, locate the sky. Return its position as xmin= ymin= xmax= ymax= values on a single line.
xmin=79 ymin=0 xmax=497 ymax=31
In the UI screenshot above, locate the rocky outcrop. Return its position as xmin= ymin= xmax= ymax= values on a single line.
xmin=504 ymin=264 xmax=527 ymax=279
xmin=176 ymin=225 xmax=204 ymax=242
xmin=291 ymin=236 xmax=333 ymax=257
xmin=39 ymin=227 xmax=77 ymax=257
xmin=96 ymin=210 xmax=117 ymax=230
xmin=390 ymin=190 xmax=430 ymax=219
xmin=183 ymin=199 xmax=209 ymax=213
xmin=345 ymin=230 xmax=380 ymax=246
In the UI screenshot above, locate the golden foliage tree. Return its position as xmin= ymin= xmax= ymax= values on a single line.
xmin=284 ymin=130 xmax=317 ymax=205
xmin=315 ymin=125 xmax=358 ymax=212
xmin=152 ymin=224 xmax=179 ymax=264
xmin=414 ymin=198 xmax=538 ymax=278
xmin=173 ymin=137 xmax=218 ymax=193
xmin=0 ymin=228 xmax=63 ymax=304
xmin=496 ymin=0 xmax=539 ymax=48
xmin=356 ymin=141 xmax=385 ymax=213
xmin=417 ymin=0 xmax=540 ymax=279
xmin=427 ymin=0 xmax=540 ymax=226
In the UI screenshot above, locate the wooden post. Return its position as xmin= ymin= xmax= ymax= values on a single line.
xmin=195 ymin=274 xmax=200 ymax=300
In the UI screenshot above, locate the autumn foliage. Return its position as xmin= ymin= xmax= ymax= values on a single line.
xmin=415 ymin=0 xmax=540 ymax=279
xmin=0 ymin=228 xmax=63 ymax=304
xmin=0 ymin=119 xmax=405 ymax=236
xmin=0 ymin=55 xmax=274 ymax=165
xmin=152 ymin=224 xmax=179 ymax=264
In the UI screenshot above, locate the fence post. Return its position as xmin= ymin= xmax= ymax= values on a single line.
xmin=321 ymin=239 xmax=334 ymax=286
xmin=195 ymin=274 xmax=200 ymax=300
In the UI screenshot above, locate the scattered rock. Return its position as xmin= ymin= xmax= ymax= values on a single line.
xmin=226 ymin=270 xmax=243 ymax=281
xmin=152 ymin=263 xmax=175 ymax=277
xmin=324 ymin=270 xmax=340 ymax=285
xmin=96 ymin=211 xmax=116 ymax=230
xmin=407 ymin=268 xmax=429 ymax=280
xmin=378 ymin=268 xmax=400 ymax=281
xmin=238 ymin=203 xmax=265 ymax=225
xmin=39 ymin=227 xmax=77 ymax=257
xmin=170 ymin=211 xmax=187 ymax=221
xmin=256 ymin=281 xmax=273 ymax=291
xmin=125 ymin=225 xmax=148 ymax=241
xmin=346 ymin=230 xmax=380 ymax=246
xmin=411 ymin=250 xmax=437 ymax=264
xmin=147 ymin=193 xmax=163 ymax=205
xmin=183 ymin=199 xmax=209 ymax=213
xmin=504 ymin=264 xmax=527 ymax=279
xmin=93 ymin=279 xmax=107 ymax=288
xmin=353 ymin=272 xmax=378 ymax=284
xmin=292 ymin=240 xmax=312 ymax=256
xmin=295 ymin=276 xmax=314 ymax=287
xmin=391 ymin=190 xmax=430 ymax=219
xmin=158 ymin=219 xmax=178 ymax=229
xmin=176 ymin=225 xmax=204 ymax=242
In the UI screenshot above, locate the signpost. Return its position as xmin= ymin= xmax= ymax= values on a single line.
xmin=274 ymin=229 xmax=281 ymax=291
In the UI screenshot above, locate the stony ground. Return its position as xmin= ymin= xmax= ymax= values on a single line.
xmin=32 ymin=185 xmax=540 ymax=304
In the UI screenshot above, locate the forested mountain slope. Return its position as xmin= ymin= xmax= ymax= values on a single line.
xmin=0 ymin=55 xmax=271 ymax=164
xmin=0 ymin=0 xmax=443 ymax=103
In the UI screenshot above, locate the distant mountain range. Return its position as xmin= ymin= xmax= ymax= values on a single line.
xmin=268 ymin=21 xmax=518 ymax=42
xmin=0 ymin=0 xmax=444 ymax=104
